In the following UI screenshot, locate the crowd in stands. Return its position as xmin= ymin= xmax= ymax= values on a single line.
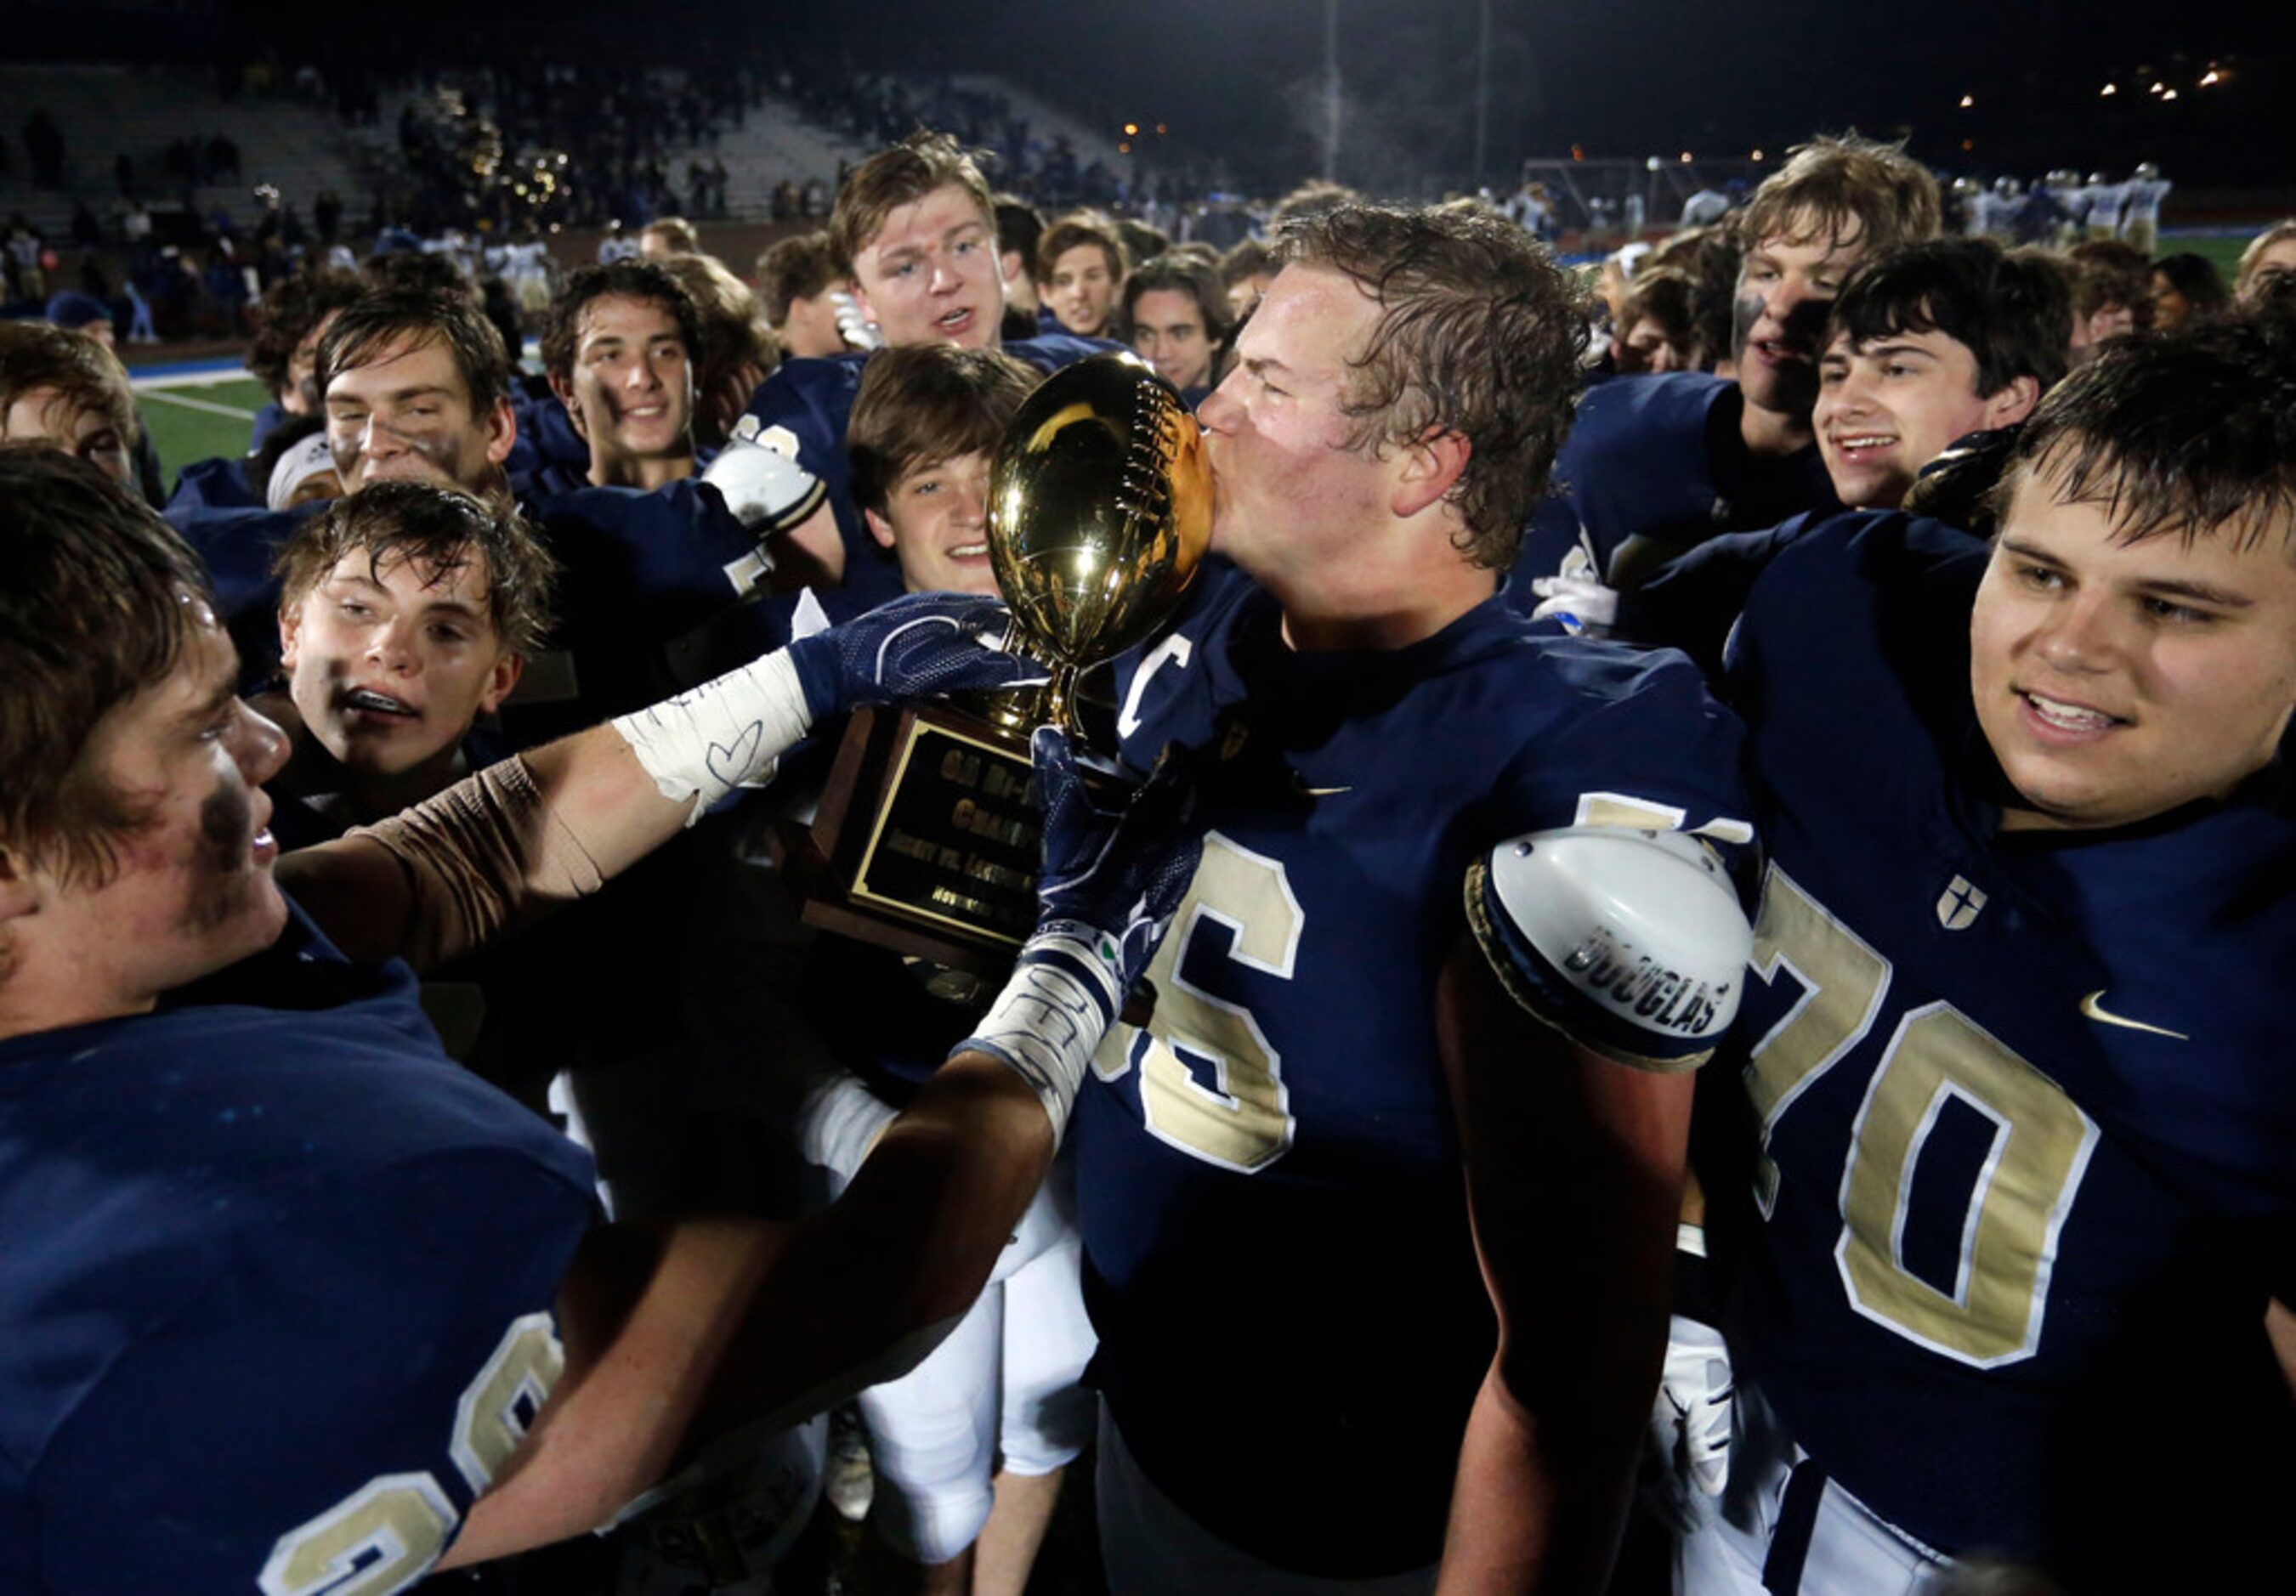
xmin=773 ymin=49 xmax=1131 ymax=214
xmin=9 ymin=88 xmax=2296 ymax=1596
xmin=378 ymin=60 xmax=756 ymax=235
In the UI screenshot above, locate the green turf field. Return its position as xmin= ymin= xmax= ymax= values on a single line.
xmin=2183 ymin=235 xmax=2248 ymax=279
xmin=130 ymin=374 xmax=269 ymax=483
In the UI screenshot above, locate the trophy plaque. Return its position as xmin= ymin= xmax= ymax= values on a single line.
xmin=774 ymin=352 xmax=1212 ymax=972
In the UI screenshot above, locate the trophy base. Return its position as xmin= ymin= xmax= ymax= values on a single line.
xmin=770 ymin=703 xmax=1046 ymax=977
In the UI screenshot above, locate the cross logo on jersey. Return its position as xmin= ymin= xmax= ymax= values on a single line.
xmin=1936 ymin=874 xmax=1987 ymax=931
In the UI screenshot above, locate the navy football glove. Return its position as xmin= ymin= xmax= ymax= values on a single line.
xmin=615 ymin=593 xmax=1048 ymax=827
xmin=1029 ymin=727 xmax=1201 ymax=1009
xmin=786 ymin=591 xmax=1051 ymax=722
xmin=959 ymin=729 xmax=1201 ymax=1138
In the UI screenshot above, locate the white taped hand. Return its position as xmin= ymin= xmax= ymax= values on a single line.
xmin=609 ymin=648 xmax=815 ymax=826
xmin=960 ymin=730 xmax=1200 ymax=1142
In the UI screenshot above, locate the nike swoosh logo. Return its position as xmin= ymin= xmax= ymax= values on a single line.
xmin=2079 ymin=991 xmax=2190 ymax=1041
xmin=1301 ymin=785 xmax=1352 ymax=797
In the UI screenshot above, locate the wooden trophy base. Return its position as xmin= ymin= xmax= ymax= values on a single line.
xmin=768 ymin=703 xmax=1043 ymax=977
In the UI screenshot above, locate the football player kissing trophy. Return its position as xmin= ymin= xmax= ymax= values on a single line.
xmin=781 ymin=352 xmax=1210 ymax=971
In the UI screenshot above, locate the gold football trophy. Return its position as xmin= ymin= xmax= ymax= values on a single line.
xmin=779 ymin=353 xmax=1211 ymax=971
xmin=985 ymin=350 xmax=1214 ymax=733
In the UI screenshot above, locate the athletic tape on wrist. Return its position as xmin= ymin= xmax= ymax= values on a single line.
xmin=609 ymin=648 xmax=814 ymax=826
xmin=957 ymin=937 xmax=1118 ymax=1142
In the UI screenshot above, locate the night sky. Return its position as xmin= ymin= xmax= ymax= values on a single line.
xmin=921 ymin=0 xmax=2288 ymax=195
xmin=41 ymin=0 xmax=2293 ymax=196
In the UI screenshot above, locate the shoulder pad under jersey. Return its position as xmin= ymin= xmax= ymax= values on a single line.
xmin=1466 ymin=825 xmax=1750 ymax=1070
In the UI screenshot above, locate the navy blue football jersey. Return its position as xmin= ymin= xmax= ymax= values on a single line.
xmin=166 ymin=455 xmax=262 ymax=516
xmin=1709 ymin=514 xmax=2296 ymax=1582
xmin=247 ymin=399 xmax=289 ymax=456
xmin=1510 ymin=371 xmax=1838 ymax=606
xmin=1075 ymin=565 xmax=1751 ymax=1574
xmin=164 ymin=501 xmax=314 ymax=623
xmin=524 ymin=478 xmax=766 ymax=722
xmin=1014 ymin=337 xmax=1118 ymax=375
xmin=164 ymin=500 xmax=332 ymax=691
xmin=742 ymin=335 xmax=1116 ymax=614
xmin=740 ymin=352 xmax=885 ymax=603
xmin=504 ymin=388 xmax=592 ymax=500
xmin=1607 ymin=512 xmax=1833 ymax=676
xmin=0 ymin=903 xmax=596 ymax=1594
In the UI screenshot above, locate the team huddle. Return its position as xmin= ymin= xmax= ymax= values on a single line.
xmin=3 ymin=123 xmax=2293 ymax=1596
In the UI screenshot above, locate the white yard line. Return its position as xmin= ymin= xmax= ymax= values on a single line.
xmin=130 ymin=365 xmax=260 ymax=392
xmin=138 ymin=388 xmax=261 ymax=420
